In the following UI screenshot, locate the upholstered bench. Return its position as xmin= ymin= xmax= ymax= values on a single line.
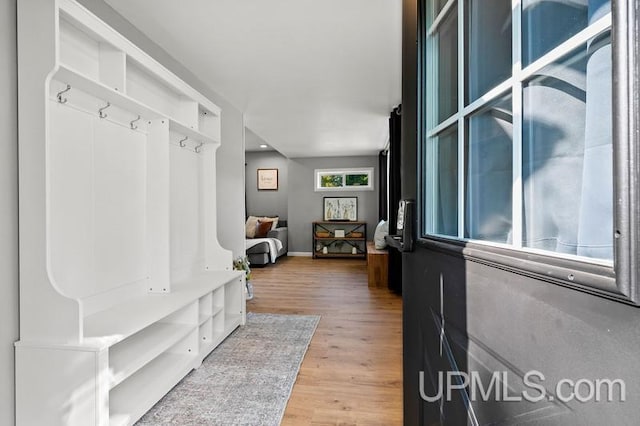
xmin=366 ymin=241 xmax=388 ymax=288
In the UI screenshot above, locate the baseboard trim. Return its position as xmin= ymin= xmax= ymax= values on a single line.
xmin=287 ymin=252 xmax=313 ymax=257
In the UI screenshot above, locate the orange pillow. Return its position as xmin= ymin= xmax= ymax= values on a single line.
xmin=255 ymin=220 xmax=273 ymax=238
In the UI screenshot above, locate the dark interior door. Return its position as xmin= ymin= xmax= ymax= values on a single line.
xmin=400 ymin=0 xmax=640 ymax=424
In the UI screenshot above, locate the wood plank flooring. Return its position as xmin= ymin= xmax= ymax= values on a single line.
xmin=247 ymin=256 xmax=403 ymax=425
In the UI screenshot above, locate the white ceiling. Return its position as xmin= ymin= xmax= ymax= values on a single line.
xmin=105 ymin=0 xmax=402 ymax=158
xmin=245 ymin=127 xmax=274 ymax=152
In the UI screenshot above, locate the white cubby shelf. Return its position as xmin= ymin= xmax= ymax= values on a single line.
xmin=15 ymin=0 xmax=244 ymax=425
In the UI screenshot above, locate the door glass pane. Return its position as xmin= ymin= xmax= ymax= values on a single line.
xmin=424 ymin=127 xmax=458 ymax=236
xmin=434 ymin=0 xmax=449 ymax=15
xmin=465 ymin=96 xmax=513 ymax=243
xmin=522 ymin=0 xmax=610 ymax=65
xmin=432 ymin=9 xmax=458 ymax=123
xmin=523 ymin=34 xmax=612 ymax=260
xmin=465 ymin=0 xmax=512 ymax=103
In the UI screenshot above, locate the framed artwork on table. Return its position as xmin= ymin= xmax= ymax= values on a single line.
xmin=323 ymin=197 xmax=357 ymax=221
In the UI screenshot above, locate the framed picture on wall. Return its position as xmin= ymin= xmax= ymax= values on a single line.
xmin=323 ymin=197 xmax=358 ymax=221
xmin=257 ymin=168 xmax=278 ymax=190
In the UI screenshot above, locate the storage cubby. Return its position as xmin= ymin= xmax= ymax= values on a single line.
xmin=126 ymin=59 xmax=200 ymax=129
xmin=160 ymin=302 xmax=198 ymax=326
xmin=108 ymin=321 xmax=193 ymax=389
xmin=199 ymin=293 xmax=213 ymax=319
xmin=126 ymin=59 xmax=178 ymax=116
xmin=15 ymin=0 xmax=245 ymax=425
xmin=59 ymin=12 xmax=126 ymax=92
xmin=166 ymin=329 xmax=199 ymax=356
xmin=110 ymin=332 xmax=198 ymax=425
xmin=211 ymin=307 xmax=226 ymax=345
xmin=212 ymin=286 xmax=225 ymax=315
xmin=59 ymin=14 xmax=103 ymax=80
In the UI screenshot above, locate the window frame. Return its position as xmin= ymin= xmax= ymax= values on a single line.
xmin=417 ymin=0 xmax=640 ymax=305
xmin=314 ymin=167 xmax=374 ymax=192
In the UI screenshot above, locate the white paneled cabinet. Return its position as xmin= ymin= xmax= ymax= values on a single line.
xmin=15 ymin=0 xmax=245 ymax=424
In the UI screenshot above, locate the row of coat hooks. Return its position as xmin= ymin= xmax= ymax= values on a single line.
xmin=56 ymin=83 xmax=205 ymax=153
xmin=179 ymin=136 xmax=204 ymax=153
xmin=56 ymin=84 xmax=142 ymax=130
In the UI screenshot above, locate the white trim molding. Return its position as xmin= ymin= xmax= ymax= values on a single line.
xmin=287 ymin=252 xmax=313 ymax=257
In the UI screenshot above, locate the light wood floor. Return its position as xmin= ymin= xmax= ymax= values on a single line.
xmin=247 ymin=256 xmax=403 ymax=425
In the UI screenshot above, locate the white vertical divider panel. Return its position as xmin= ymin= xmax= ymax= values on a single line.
xmin=17 ymin=0 xmax=81 ymax=343
xmin=147 ymin=119 xmax=171 ymax=293
xmin=203 ymin=143 xmax=233 ymax=271
xmin=169 ymin=143 xmax=202 ymax=281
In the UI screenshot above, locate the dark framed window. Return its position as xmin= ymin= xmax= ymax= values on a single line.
xmin=314 ymin=168 xmax=374 ymax=191
xmin=419 ymin=0 xmax=640 ymax=305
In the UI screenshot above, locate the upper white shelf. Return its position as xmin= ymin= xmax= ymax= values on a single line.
xmin=55 ymin=64 xmax=164 ymax=120
xmin=54 ymin=65 xmax=220 ymax=145
xmin=169 ymin=119 xmax=219 ymax=145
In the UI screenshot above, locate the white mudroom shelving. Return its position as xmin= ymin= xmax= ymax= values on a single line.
xmin=15 ymin=0 xmax=245 ymax=424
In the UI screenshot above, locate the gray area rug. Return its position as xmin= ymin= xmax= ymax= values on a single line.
xmin=136 ymin=312 xmax=320 ymax=426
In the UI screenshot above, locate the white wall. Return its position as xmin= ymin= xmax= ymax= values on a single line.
xmin=216 ymin=111 xmax=246 ymax=258
xmin=77 ymin=0 xmax=246 ymax=259
xmin=0 ymin=0 xmax=19 ymax=424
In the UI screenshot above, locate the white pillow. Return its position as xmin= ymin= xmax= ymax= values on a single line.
xmin=374 ymin=220 xmax=388 ymax=249
xmin=245 ymin=216 xmax=259 ymax=238
xmin=264 ymin=216 xmax=279 ymax=230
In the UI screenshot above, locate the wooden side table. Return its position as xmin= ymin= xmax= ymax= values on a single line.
xmin=366 ymin=241 xmax=388 ymax=288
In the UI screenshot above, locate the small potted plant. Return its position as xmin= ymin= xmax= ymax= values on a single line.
xmin=233 ymin=256 xmax=253 ymax=300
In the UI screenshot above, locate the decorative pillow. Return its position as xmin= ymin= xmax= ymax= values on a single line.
xmin=255 ymin=219 xmax=274 ymax=238
xmin=258 ymin=216 xmax=279 ymax=230
xmin=245 ymin=216 xmax=259 ymax=238
xmin=374 ymin=220 xmax=389 ymax=249
xmin=267 ymin=216 xmax=279 ymax=230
